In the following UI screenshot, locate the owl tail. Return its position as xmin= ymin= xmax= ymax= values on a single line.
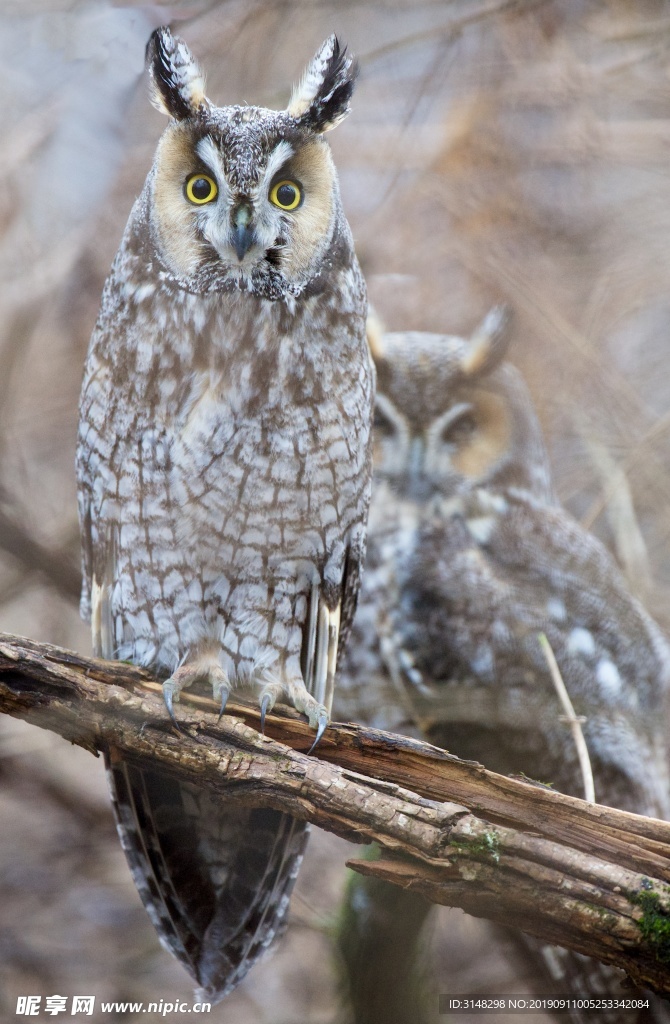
xmin=105 ymin=751 xmax=308 ymax=1004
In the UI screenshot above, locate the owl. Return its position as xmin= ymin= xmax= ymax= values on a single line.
xmin=334 ymin=308 xmax=670 ymax=1022
xmin=77 ymin=28 xmax=373 ymax=1003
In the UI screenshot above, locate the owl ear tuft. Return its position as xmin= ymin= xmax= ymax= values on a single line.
xmin=146 ymin=26 xmax=207 ymax=120
xmin=288 ymin=35 xmax=358 ymax=133
xmin=461 ymin=305 xmax=513 ymax=378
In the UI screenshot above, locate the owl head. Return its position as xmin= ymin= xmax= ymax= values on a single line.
xmin=141 ymin=27 xmax=358 ymax=298
xmin=369 ymin=306 xmax=554 ymax=502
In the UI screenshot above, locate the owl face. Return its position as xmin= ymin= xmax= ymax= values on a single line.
xmin=370 ymin=308 xmax=553 ymax=502
xmin=144 ymin=29 xmax=357 ymax=298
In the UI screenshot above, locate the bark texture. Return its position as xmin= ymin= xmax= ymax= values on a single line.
xmin=1 ymin=631 xmax=669 ymax=995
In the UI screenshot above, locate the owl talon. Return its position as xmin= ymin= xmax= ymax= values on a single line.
xmin=162 ymin=681 xmax=182 ymax=729
xmin=307 ymin=711 xmax=329 ymax=754
xmin=165 ymin=699 xmax=187 ymax=735
xmin=217 ymin=691 xmax=228 ymax=722
xmin=213 ymin=682 xmax=231 ymax=723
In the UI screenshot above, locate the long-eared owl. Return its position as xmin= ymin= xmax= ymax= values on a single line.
xmin=77 ymin=27 xmax=373 ymax=1002
xmin=335 ymin=308 xmax=670 ymax=1022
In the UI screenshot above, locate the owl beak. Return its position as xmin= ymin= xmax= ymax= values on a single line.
xmin=409 ymin=437 xmax=425 ymax=481
xmin=231 ymin=201 xmax=256 ymax=262
xmin=406 ymin=438 xmax=436 ymax=500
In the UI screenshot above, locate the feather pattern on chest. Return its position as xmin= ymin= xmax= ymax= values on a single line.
xmin=79 ymin=218 xmax=370 ymax=682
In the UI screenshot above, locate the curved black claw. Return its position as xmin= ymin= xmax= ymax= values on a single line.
xmin=163 ymin=687 xmax=186 ymax=735
xmin=217 ymin=689 xmax=229 ymax=724
xmin=260 ymin=693 xmax=272 ymax=735
xmin=307 ymin=712 xmax=329 ymax=755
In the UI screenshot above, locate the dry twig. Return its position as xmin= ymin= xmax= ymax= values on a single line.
xmin=538 ymin=631 xmax=595 ymax=804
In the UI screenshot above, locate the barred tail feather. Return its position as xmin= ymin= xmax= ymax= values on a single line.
xmin=105 ymin=750 xmax=309 ymax=1003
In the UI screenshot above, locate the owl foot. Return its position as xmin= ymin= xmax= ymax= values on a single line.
xmin=257 ymin=679 xmax=329 ymax=751
xmin=290 ymin=686 xmax=330 ymax=753
xmin=308 ymin=710 xmax=329 ymax=754
xmin=162 ymin=661 xmax=231 ymax=727
xmin=163 ymin=667 xmax=192 ymax=730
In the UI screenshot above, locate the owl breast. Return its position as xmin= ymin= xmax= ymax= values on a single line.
xmin=80 ymin=262 xmax=370 ymax=681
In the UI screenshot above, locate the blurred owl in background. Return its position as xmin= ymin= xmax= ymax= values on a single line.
xmin=335 ymin=308 xmax=670 ymax=1024
xmin=77 ymin=27 xmax=372 ymax=1002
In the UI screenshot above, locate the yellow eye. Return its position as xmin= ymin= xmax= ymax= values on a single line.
xmin=270 ymin=179 xmax=302 ymax=211
xmin=185 ymin=174 xmax=218 ymax=205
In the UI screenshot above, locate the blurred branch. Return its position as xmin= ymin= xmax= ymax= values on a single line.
xmin=580 ymin=434 xmax=651 ymax=598
xmin=362 ymin=0 xmax=547 ymax=65
xmin=1 ymin=632 xmax=670 ymax=995
xmin=0 ymin=504 xmax=80 ymax=603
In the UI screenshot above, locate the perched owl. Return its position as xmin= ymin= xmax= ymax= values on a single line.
xmin=77 ymin=28 xmax=372 ymax=1002
xmin=335 ymin=308 xmax=670 ymax=1023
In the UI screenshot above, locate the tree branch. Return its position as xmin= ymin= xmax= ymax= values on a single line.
xmin=1 ymin=631 xmax=669 ymax=995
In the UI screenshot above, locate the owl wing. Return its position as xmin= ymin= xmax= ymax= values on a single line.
xmin=77 ymin=489 xmax=93 ymax=624
xmin=337 ymin=530 xmax=367 ymax=657
xmin=302 ymin=526 xmax=367 ymax=717
xmin=334 ymin=533 xmax=421 ymax=733
xmin=76 ymin=390 xmax=118 ymax=656
xmin=395 ymin=495 xmax=670 ymax=816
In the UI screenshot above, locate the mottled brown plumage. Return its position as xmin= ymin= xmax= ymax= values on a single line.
xmin=77 ymin=27 xmax=372 ymax=1002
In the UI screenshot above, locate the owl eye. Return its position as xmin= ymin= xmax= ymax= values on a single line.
xmin=185 ymin=174 xmax=218 ymax=205
xmin=442 ymin=412 xmax=477 ymax=444
xmin=270 ymin=179 xmax=302 ymax=210
xmin=373 ymin=404 xmax=395 ymax=436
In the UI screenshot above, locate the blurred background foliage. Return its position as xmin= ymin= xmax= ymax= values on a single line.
xmin=2 ymin=0 xmax=670 ymax=1020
